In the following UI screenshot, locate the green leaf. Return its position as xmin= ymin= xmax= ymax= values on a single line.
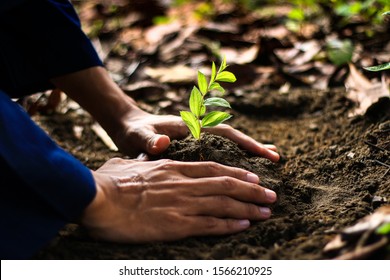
xmin=288 ymin=8 xmax=305 ymax=21
xmin=200 ymin=103 xmax=206 ymax=116
xmin=216 ymin=71 xmax=237 ymax=83
xmin=197 ymin=71 xmax=208 ymax=95
xmin=335 ymin=3 xmax=362 ymax=17
xmin=382 ymin=11 xmax=390 ymax=16
xmin=376 ymin=222 xmax=390 ymax=235
xmin=189 ymin=86 xmax=203 ymax=117
xmin=364 ymin=62 xmax=390 ymax=72
xmin=180 ymin=111 xmax=201 ymax=139
xmin=219 ymin=56 xmax=227 ymax=72
xmin=326 ymin=39 xmax=354 ymax=66
xmin=209 ymin=82 xmax=225 ymax=94
xmin=201 ymin=111 xmax=232 ymax=128
xmin=204 ymin=97 xmax=231 ymax=108
xmin=210 ymin=62 xmax=217 ymax=86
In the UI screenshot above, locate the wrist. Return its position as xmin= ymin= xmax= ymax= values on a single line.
xmin=50 ymin=66 xmax=144 ymax=140
xmin=80 ymin=171 xmax=108 ymax=231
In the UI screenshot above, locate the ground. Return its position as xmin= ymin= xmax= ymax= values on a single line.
xmin=22 ymin=0 xmax=390 ymax=260
xmin=32 ymin=87 xmax=390 ymax=260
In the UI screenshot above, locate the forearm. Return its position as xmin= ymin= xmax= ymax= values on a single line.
xmin=0 ymin=90 xmax=96 ymax=221
xmin=50 ymin=66 xmax=143 ymax=140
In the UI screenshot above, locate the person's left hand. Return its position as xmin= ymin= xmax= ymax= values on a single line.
xmin=113 ymin=108 xmax=280 ymax=162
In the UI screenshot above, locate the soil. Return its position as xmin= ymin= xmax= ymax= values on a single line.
xmin=32 ymin=87 xmax=390 ymax=260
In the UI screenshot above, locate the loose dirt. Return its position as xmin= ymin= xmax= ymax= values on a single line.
xmin=33 ymin=87 xmax=390 ymax=260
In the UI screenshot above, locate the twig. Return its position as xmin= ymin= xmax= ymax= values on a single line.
xmin=364 ymin=141 xmax=389 ymax=153
xmin=374 ymin=160 xmax=390 ymax=168
xmin=334 ymin=236 xmax=388 ymax=260
xmin=382 ymin=168 xmax=390 ymax=179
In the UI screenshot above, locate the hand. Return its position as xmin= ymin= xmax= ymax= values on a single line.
xmin=81 ymin=158 xmax=277 ymax=243
xmin=114 ymin=108 xmax=280 ymax=162
xmin=50 ymin=66 xmax=279 ymax=161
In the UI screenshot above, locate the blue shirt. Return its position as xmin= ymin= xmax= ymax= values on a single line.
xmin=0 ymin=0 xmax=103 ymax=259
xmin=0 ymin=0 xmax=103 ymax=97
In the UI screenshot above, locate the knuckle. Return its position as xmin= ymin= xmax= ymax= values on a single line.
xmin=221 ymin=176 xmax=236 ymax=190
xmin=158 ymin=159 xmax=176 ymax=168
xmin=249 ymin=184 xmax=261 ymax=199
xmin=245 ymin=203 xmax=258 ymax=218
xmin=169 ymin=194 xmax=188 ymax=206
xmin=204 ymin=161 xmax=221 ymax=173
xmin=225 ymin=219 xmax=238 ymax=230
xmin=214 ymin=195 xmax=228 ymax=204
xmin=203 ymin=216 xmax=219 ymax=229
xmin=108 ymin=157 xmax=126 ymax=164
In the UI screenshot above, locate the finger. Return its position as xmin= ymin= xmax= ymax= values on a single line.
xmin=205 ymin=125 xmax=280 ymax=162
xmin=149 ymin=134 xmax=171 ymax=155
xmin=182 ymin=216 xmax=251 ymax=237
xmin=159 ymin=160 xmax=260 ymax=183
xmin=264 ymin=144 xmax=278 ymax=152
xmin=130 ymin=127 xmax=171 ymax=155
xmin=187 ymin=195 xmax=272 ymax=220
xmin=154 ymin=116 xmax=190 ymax=139
xmin=142 ymin=177 xmax=277 ymax=206
xmin=189 ymin=177 xmax=277 ymax=204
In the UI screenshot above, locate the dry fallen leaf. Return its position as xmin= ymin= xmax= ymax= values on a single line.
xmin=144 ymin=21 xmax=182 ymax=45
xmin=346 ymin=63 xmax=390 ymax=117
xmin=274 ymin=47 xmax=300 ymax=64
xmin=221 ymin=44 xmax=260 ymax=65
xmin=121 ymin=80 xmax=168 ymax=101
xmin=290 ymin=40 xmax=322 ymax=66
xmin=91 ymin=123 xmax=118 ymax=152
xmin=144 ymin=65 xmax=197 ymax=84
xmin=159 ymin=26 xmax=198 ymax=61
xmin=324 ymin=206 xmax=390 ymax=260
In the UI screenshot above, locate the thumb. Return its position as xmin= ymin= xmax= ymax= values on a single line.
xmin=144 ymin=132 xmax=171 ymax=155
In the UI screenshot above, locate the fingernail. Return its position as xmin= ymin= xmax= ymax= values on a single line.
xmin=246 ymin=173 xmax=259 ymax=183
xmin=238 ymin=219 xmax=250 ymax=228
xmin=136 ymin=153 xmax=148 ymax=160
xmin=259 ymin=207 xmax=271 ymax=218
xmin=270 ymin=150 xmax=280 ymax=161
xmin=265 ymin=189 xmax=277 ymax=202
xmin=271 ymin=150 xmax=280 ymax=157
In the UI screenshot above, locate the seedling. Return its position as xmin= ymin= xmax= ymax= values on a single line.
xmin=180 ymin=57 xmax=236 ymax=140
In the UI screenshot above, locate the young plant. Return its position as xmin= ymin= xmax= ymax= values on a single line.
xmin=180 ymin=57 xmax=236 ymax=140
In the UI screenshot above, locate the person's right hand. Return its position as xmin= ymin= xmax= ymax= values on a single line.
xmin=81 ymin=158 xmax=277 ymax=243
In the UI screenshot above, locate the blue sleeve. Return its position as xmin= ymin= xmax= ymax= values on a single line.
xmin=0 ymin=0 xmax=26 ymax=13
xmin=0 ymin=0 xmax=104 ymax=97
xmin=0 ymin=90 xmax=96 ymax=259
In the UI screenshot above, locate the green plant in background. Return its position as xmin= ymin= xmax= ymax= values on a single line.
xmin=180 ymin=57 xmax=236 ymax=140
xmin=376 ymin=222 xmax=390 ymax=235
xmin=334 ymin=0 xmax=390 ymax=25
xmin=171 ymin=0 xmax=215 ymax=21
xmin=168 ymin=0 xmax=390 ymax=29
xmin=364 ymin=62 xmax=390 ymax=72
xmin=326 ymin=38 xmax=355 ymax=66
xmin=364 ymin=11 xmax=390 ymax=72
xmin=285 ymin=0 xmax=320 ymax=32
